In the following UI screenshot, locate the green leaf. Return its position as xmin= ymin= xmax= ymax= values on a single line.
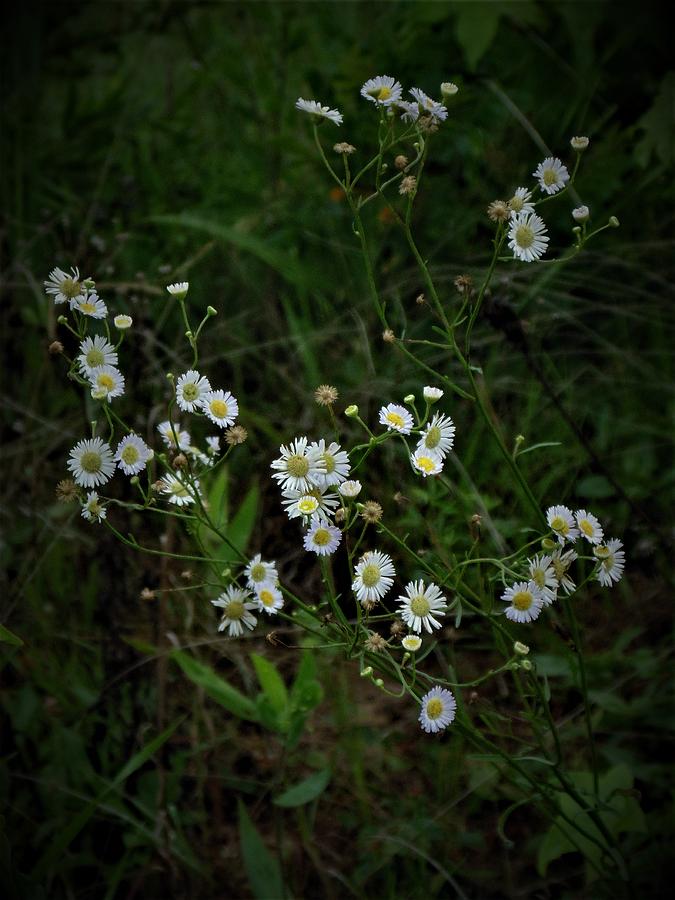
xmin=171 ymin=650 xmax=259 ymax=722
xmin=537 ymin=818 xmax=577 ymax=876
xmin=290 ymin=651 xmax=323 ymax=713
xmin=226 ymin=482 xmax=259 ymax=561
xmin=0 ymin=624 xmax=23 ymax=646
xmin=237 ymin=800 xmax=284 ymax=900
xmin=273 ymin=769 xmax=331 ymax=807
xmin=252 ymin=653 xmax=288 ymax=715
xmin=455 ymin=4 xmax=501 ymax=70
xmin=33 ymin=718 xmax=183 ymax=878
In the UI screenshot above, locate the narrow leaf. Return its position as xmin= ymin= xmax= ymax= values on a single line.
xmin=238 ymin=800 xmax=284 ymax=900
xmin=274 ymin=769 xmax=331 ymax=808
xmin=172 ymin=650 xmax=259 ymax=722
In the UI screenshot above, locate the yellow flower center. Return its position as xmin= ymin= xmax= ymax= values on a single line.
xmin=183 ymin=382 xmax=199 ymax=401
xmin=80 ymin=451 xmax=101 ymax=473
xmin=515 ymin=224 xmax=534 ymax=249
xmin=98 ymin=373 xmax=115 ymax=391
xmin=286 ymin=454 xmax=309 ymax=477
xmin=424 ymin=425 xmax=441 ymax=449
xmin=552 ymin=559 xmax=565 ymax=578
xmin=410 ymin=595 xmax=430 ymax=617
xmin=512 ymin=591 xmax=533 ymax=611
xmin=322 ymin=452 xmax=335 ymax=474
xmin=532 ymin=569 xmax=545 ymax=588
xmin=510 ymin=196 xmax=524 ymax=212
xmin=360 ymin=563 xmax=381 ymax=588
xmin=372 ymin=86 xmax=392 ymax=101
xmin=579 ymin=519 xmax=594 ymax=537
xmin=313 ymin=528 xmax=331 ymax=547
xmin=543 ymin=169 xmax=558 ymax=186
xmin=386 ymin=412 xmax=405 ymax=428
xmin=594 ymin=545 xmax=611 ymax=560
xmin=298 ymin=497 xmax=318 ymax=515
xmin=79 ymin=302 xmax=96 ymax=314
xmin=226 ymin=600 xmax=245 ymax=620
xmin=210 ymin=399 xmax=228 ymax=419
xmin=170 ymin=482 xmax=189 ymax=497
xmin=121 ymin=445 xmax=140 ymax=465
xmin=259 ymin=590 xmax=275 ymax=607
xmin=250 ymin=563 xmax=267 ymax=582
xmin=61 ymin=277 xmax=81 ymax=298
xmin=550 ymin=515 xmax=568 ymax=534
xmin=86 ymin=349 xmax=104 ymax=367
xmin=426 ymin=698 xmax=443 ymax=720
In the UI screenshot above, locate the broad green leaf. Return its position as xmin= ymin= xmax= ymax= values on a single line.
xmin=455 ymin=4 xmax=501 ymax=70
xmin=290 ymin=651 xmax=323 ymax=712
xmin=237 ymin=800 xmax=284 ymax=900
xmin=171 ymin=650 xmax=259 ymax=722
xmin=273 ymin=769 xmax=331 ymax=807
xmin=251 ymin=653 xmax=288 ymax=715
xmin=0 ymin=624 xmax=23 ymax=646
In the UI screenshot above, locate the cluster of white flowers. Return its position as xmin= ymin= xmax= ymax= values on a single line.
xmin=378 ymin=386 xmax=454 ymax=478
xmin=210 ymin=554 xmax=284 ymax=637
xmin=501 ymin=504 xmax=625 ymax=624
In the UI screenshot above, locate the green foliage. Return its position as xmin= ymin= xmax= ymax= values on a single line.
xmin=171 ymin=650 xmax=260 ymax=722
xmin=237 ymin=800 xmax=284 ymax=900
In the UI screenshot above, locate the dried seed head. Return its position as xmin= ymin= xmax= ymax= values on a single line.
xmin=225 ymin=425 xmax=248 ymax=445
xmin=364 ymin=632 xmax=388 ymax=652
xmin=382 ymin=328 xmax=396 ymax=344
xmin=390 ymin=620 xmax=405 ymax=638
xmin=399 ymin=175 xmax=417 ymax=196
xmin=334 ymin=507 xmax=346 ymax=524
xmin=394 ymin=154 xmax=408 ymax=170
xmin=360 ymin=500 xmax=383 ymax=524
xmin=173 ymin=453 xmax=188 ymax=469
xmin=416 ymin=293 xmax=426 ymax=305
xmin=180 ymin=569 xmax=193 ymax=581
xmin=487 ymin=200 xmax=510 ymax=222
xmin=314 ymin=384 xmax=339 ymax=406
xmin=55 ymin=479 xmax=78 ymax=503
xmin=49 ymin=340 xmax=64 ymax=355
xmin=454 ymin=274 xmax=473 ymax=294
xmin=140 ymin=587 xmax=156 ymax=601
xmin=333 ymin=142 xmax=356 ymax=155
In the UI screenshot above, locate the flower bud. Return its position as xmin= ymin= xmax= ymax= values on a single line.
xmin=514 ymin=641 xmax=530 ymax=656
xmin=360 ymin=666 xmax=373 ymax=677
xmin=521 ymin=659 xmax=533 ymax=672
xmin=572 ymin=205 xmax=589 ymax=223
xmin=570 ymin=135 xmax=590 ymax=152
xmin=440 ymin=82 xmax=459 ymax=100
xmin=608 ymin=216 xmax=620 ymax=228
xmin=541 ymin=538 xmax=556 ymax=551
xmin=403 ymin=394 xmax=415 ymax=405
xmin=345 ymin=404 xmax=359 ymax=418
xmin=206 ymin=306 xmax=217 ymax=316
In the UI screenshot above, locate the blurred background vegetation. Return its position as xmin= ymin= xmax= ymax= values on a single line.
xmin=1 ymin=1 xmax=673 ymax=897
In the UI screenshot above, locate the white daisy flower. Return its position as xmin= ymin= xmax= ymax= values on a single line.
xmin=397 ymin=580 xmax=448 ymax=634
xmin=114 ymin=433 xmax=153 ymax=476
xmin=45 ymin=266 xmax=84 ymax=304
xmin=419 ymin=686 xmax=456 ymax=734
xmin=176 ymin=369 xmax=212 ymax=413
xmin=401 ymin=634 xmax=422 ymax=652
xmin=396 ymin=100 xmax=420 ymax=123
xmin=157 ymin=420 xmax=191 ymax=451
xmin=245 ymin=554 xmax=278 ymax=590
xmin=550 ymin=548 xmax=578 ymax=594
xmin=508 ymin=212 xmax=549 ymax=263
xmin=77 ymin=335 xmax=118 ymax=376
xmin=546 ymin=505 xmax=579 ymax=544
xmin=206 ymin=436 xmax=220 ymax=455
xmin=295 ymin=98 xmax=343 ymax=125
xmin=570 ymin=136 xmax=590 ymax=152
xmin=501 ymin=581 xmax=545 ymax=624
xmin=166 ymin=282 xmax=189 ymax=299
xmin=303 ymin=516 xmax=342 ymax=556
xmin=575 ymin=509 xmax=604 ymax=545
xmin=188 ymin=444 xmax=212 ymax=467
xmin=308 ymin=439 xmax=351 ymax=488
xmin=594 ymin=539 xmax=625 ymax=587
xmin=281 ymin=485 xmax=339 ymax=521
xmin=72 ymin=291 xmax=108 ymax=319
xmin=360 ymin=75 xmax=403 ymax=106
xmin=338 ymin=479 xmax=362 ymax=498
xmin=409 ymin=88 xmax=448 ymax=122
xmin=200 ymin=389 xmax=238 ymax=428
xmin=411 ymin=449 xmax=443 ymax=477
xmin=255 ymin=584 xmax=284 ymax=615
xmin=417 ymin=412 xmax=455 ymax=458
xmin=533 ymin=156 xmax=569 ymax=195
xmin=88 ymin=365 xmax=125 ymax=402
xmin=67 ymin=437 xmax=115 ymax=488
xmin=423 ymin=386 xmax=443 ymax=403
xmin=527 ymin=554 xmax=558 ymax=605
xmin=113 ymin=314 xmax=133 ymax=329
xmin=572 ymin=205 xmax=590 ymax=222
xmin=161 ymin=475 xmax=200 ymax=506
xmin=352 ymin=550 xmax=396 ymax=604
xmin=81 ymin=491 xmax=106 ymax=523
xmin=211 ymin=587 xmax=257 ymax=637
xmin=379 ymin=403 xmax=414 ymax=435
xmin=271 ymin=436 xmax=326 ymax=493
xmin=508 ymin=187 xmax=535 ymax=217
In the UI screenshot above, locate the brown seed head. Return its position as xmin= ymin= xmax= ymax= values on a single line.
xmin=390 ymin=620 xmax=405 ymax=638
xmin=314 ymin=384 xmax=339 ymax=407
xmin=173 ymin=453 xmax=188 ymax=469
xmin=333 ymin=142 xmax=356 ymax=155
xmin=399 ymin=175 xmax=417 ymax=196
xmin=140 ymin=587 xmax=156 ymax=601
xmin=487 ymin=200 xmax=509 ymax=222
xmin=225 ymin=425 xmax=248 ymax=445
xmin=360 ymin=500 xmax=383 ymax=524
xmin=382 ymin=328 xmax=396 ymax=344
xmin=364 ymin=632 xmax=388 ymax=653
xmin=49 ymin=340 xmax=64 ymax=355
xmin=416 ymin=293 xmax=426 ymax=305
xmin=394 ymin=154 xmax=408 ymax=170
xmin=454 ymin=274 xmax=474 ymax=294
xmin=55 ymin=479 xmax=78 ymax=503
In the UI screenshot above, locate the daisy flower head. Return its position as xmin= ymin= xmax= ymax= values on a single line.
xmin=176 ymin=369 xmax=212 ymax=413
xmin=575 ymin=509 xmax=604 ymax=545
xmin=166 ymin=282 xmax=189 ymax=300
xmin=81 ymin=491 xmax=106 ymax=523
xmin=303 ymin=516 xmax=342 ymax=556
xmin=352 ymin=550 xmax=396 ymax=605
xmin=281 ymin=485 xmax=339 ymax=521
xmin=161 ymin=475 xmax=200 ymax=506
xmin=419 ymin=686 xmax=456 ymax=734
xmin=200 ymin=389 xmax=238 ymax=428
xmin=211 ymin=586 xmax=257 ymax=637
xmin=114 ymin=433 xmax=153 ymax=476
xmin=570 ymin=136 xmax=590 ymax=152
xmin=527 ymin=554 xmax=558 ymax=605
xmin=396 ymin=100 xmax=420 ymax=123
xmin=423 ymin=386 xmax=443 ymax=403
xmin=533 ymin=157 xmax=569 ymax=195
xmin=157 ymin=420 xmax=191 ymax=451
xmin=89 ymin=365 xmax=125 ymax=402
xmin=73 ymin=291 xmax=108 ymax=319
xmin=409 ymin=87 xmax=448 ymax=122
xmin=501 ymin=581 xmax=545 ymax=624
xmin=271 ymin=436 xmax=326 ymax=493
xmin=206 ymin=436 xmax=220 ymax=455
xmin=113 ymin=314 xmax=133 ymax=329
xmin=508 ymin=212 xmax=549 ymax=263
xmin=67 ymin=437 xmax=115 ymax=488
xmin=45 ymin=266 xmax=83 ymax=305
xmin=255 ymin=583 xmax=284 ymax=615
xmin=360 ymin=75 xmax=403 ymax=106
xmin=550 ymin=548 xmax=578 ymax=594
xmin=339 ymin=479 xmax=362 ymax=499
xmin=308 ymin=439 xmax=351 ymax=488
xmin=594 ymin=538 xmax=625 ymax=587
xmin=418 ymin=412 xmax=455 ymax=458
xmin=77 ymin=335 xmax=118 ymax=376
xmin=508 ymin=187 xmax=535 ymax=217
xmin=546 ymin=505 xmax=579 ymax=544
xmin=379 ymin=403 xmax=414 ymax=435
xmin=401 ymin=634 xmax=422 ymax=652
xmin=397 ymin=580 xmax=448 ymax=634
xmin=245 ymin=553 xmax=278 ymax=590
xmin=295 ymin=98 xmax=343 ymax=125
xmin=411 ymin=448 xmax=443 ymax=477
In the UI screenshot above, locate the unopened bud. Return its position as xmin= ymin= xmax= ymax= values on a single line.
xmin=514 ymin=641 xmax=530 ymax=656
xmin=345 ymin=404 xmax=359 ymax=418
xmin=440 ymin=82 xmax=459 ymax=100
xmin=394 ymin=154 xmax=408 ymax=170
xmin=374 ymin=678 xmax=384 ymax=688
xmin=521 ymin=659 xmax=533 ymax=672
xmin=360 ymin=666 xmax=373 ymax=678
xmin=541 ymin=538 xmax=556 ymax=551
xmin=48 ymin=340 xmax=64 ymax=355
xmin=608 ymin=216 xmax=620 ymax=228
xmin=403 ymin=394 xmax=415 ymax=405
xmin=382 ymin=328 xmax=396 ymax=343
xmin=206 ymin=306 xmax=217 ymax=316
